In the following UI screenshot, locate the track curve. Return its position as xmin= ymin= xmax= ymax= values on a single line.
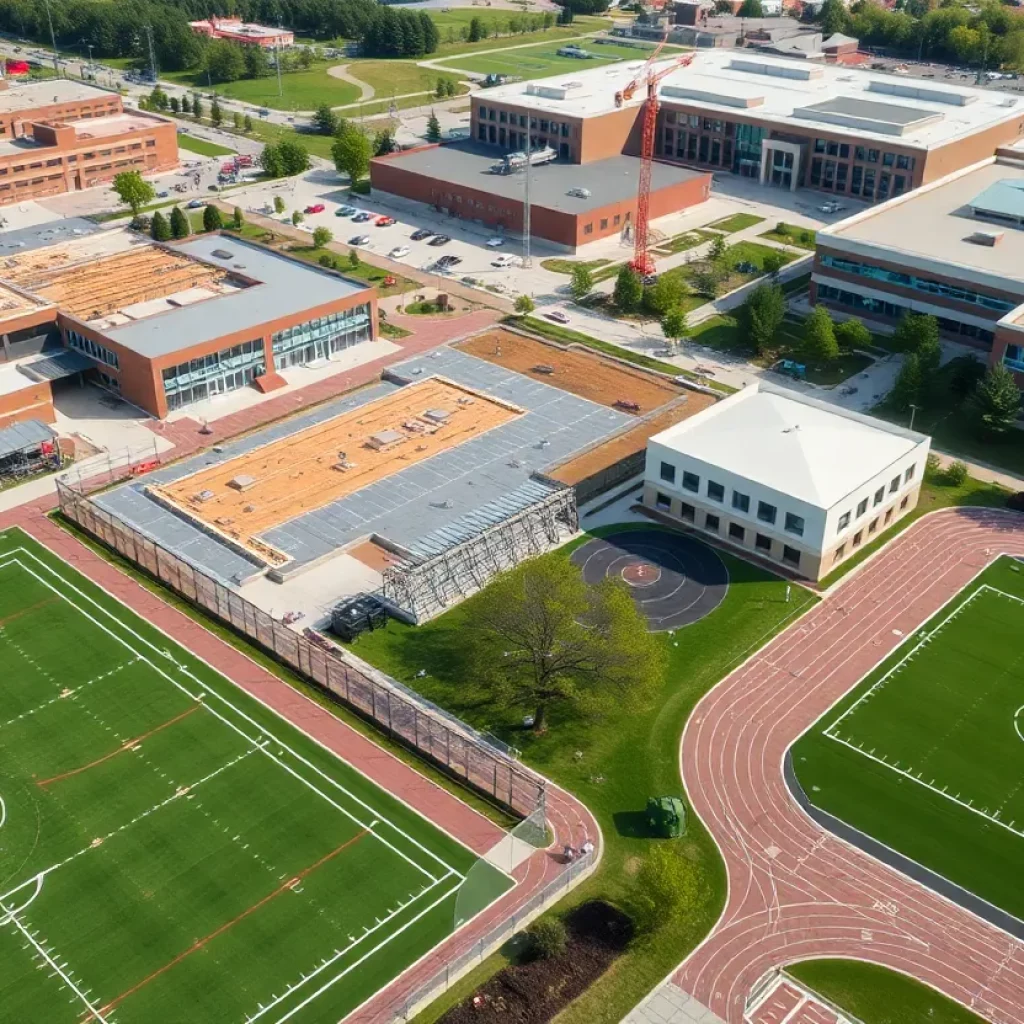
xmin=674 ymin=507 xmax=1024 ymax=1023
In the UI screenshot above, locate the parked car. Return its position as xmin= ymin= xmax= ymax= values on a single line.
xmin=485 ymin=236 xmax=505 ymax=248
xmin=352 ymin=211 xmax=372 ymax=223
xmin=375 ymin=216 xmax=395 ymax=227
xmin=304 ymin=203 xmax=326 ymax=214
xmin=492 ymin=254 xmax=522 ymax=268
xmin=389 ymin=246 xmax=410 ymax=259
xmin=435 ymin=254 xmax=462 ymax=268
xmin=410 ymin=228 xmax=433 ymax=241
xmin=335 ymin=205 xmax=357 ymax=217
xmin=186 ymin=199 xmax=206 ymax=209
xmin=156 ymin=190 xmax=169 ymax=198
xmin=350 ymin=235 xmax=371 ymax=246
xmin=428 ymin=234 xmax=451 ymax=247
xmin=567 ymin=187 xmax=591 ymax=198
xmin=544 ymin=310 xmax=570 ymax=324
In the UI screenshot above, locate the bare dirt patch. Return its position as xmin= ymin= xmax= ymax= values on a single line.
xmin=439 ymin=902 xmax=633 ymax=1024
xmin=457 ymin=330 xmax=681 ymax=415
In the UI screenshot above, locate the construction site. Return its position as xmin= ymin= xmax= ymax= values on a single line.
xmin=87 ymin=328 xmax=713 ymax=624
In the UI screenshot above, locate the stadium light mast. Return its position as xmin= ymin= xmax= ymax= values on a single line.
xmin=41 ymin=0 xmax=61 ymax=78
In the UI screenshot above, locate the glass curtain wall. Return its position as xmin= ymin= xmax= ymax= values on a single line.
xmin=271 ymin=305 xmax=372 ymax=370
xmin=162 ymin=338 xmax=265 ymax=411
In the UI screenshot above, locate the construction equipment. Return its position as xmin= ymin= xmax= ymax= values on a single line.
xmin=616 ymin=46 xmax=696 ymax=275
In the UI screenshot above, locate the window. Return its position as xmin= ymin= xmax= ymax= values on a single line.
xmin=755 ymin=533 xmax=771 ymax=553
xmin=833 ymin=544 xmax=846 ymax=564
xmin=867 ymin=149 xmax=880 ymax=163
xmin=896 ymin=154 xmax=911 ymax=170
xmin=499 ymin=110 xmax=507 ymax=123
xmin=583 ymin=223 xmax=593 ymax=235
xmin=904 ymin=464 xmax=915 ymax=483
xmin=900 ymin=496 xmax=909 ymax=510
xmin=874 ymin=487 xmax=884 ymax=506
xmin=689 ymin=114 xmax=699 ymax=128
xmin=853 ymin=531 xmax=863 ymax=548
xmin=707 ymin=480 xmax=725 ymax=503
xmin=732 ymin=491 xmax=750 ymax=514
xmin=882 ymin=151 xmax=894 ymax=167
xmin=889 ymin=475 xmax=900 ymax=493
xmin=784 ymin=512 xmax=805 ymax=537
xmin=600 ymin=218 xmax=608 ymax=230
xmin=814 ymin=139 xmax=826 ymax=153
xmin=884 ymin=507 xmax=893 ymax=524
xmin=856 ymin=498 xmax=868 ymax=518
xmin=655 ymin=492 xmax=672 ymax=511
xmin=782 ymin=546 xmax=801 ymax=568
xmin=757 ymin=501 xmax=776 ymax=525
xmin=869 ymin=518 xmax=878 ymax=534
xmin=680 ymin=502 xmax=696 ymax=522
xmin=837 ymin=511 xmax=851 ymax=531
xmin=271 ymin=306 xmax=372 ymax=371
xmin=65 ymin=329 xmax=119 ymax=370
xmin=854 ymin=145 xmax=866 ymax=162
xmin=839 ymin=143 xmax=850 ymax=159
xmin=682 ymin=471 xmax=700 ymax=493
xmin=613 ymin=214 xmax=621 ymax=226
xmin=659 ymin=461 xmax=675 ymax=483
xmin=728 ymin=523 xmax=745 ymax=542
xmin=705 ymin=513 xmax=720 ymax=532
xmin=827 ymin=141 xmax=838 ymax=156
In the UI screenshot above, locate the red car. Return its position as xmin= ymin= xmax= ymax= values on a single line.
xmin=375 ymin=216 xmax=395 ymax=227
xmin=304 ymin=203 xmax=326 ymax=214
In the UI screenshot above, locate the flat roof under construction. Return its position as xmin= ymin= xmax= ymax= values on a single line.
xmin=94 ymin=347 xmax=633 ymax=584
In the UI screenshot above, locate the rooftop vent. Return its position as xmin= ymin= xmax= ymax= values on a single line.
xmin=210 ymin=248 xmax=235 ymax=260
xmin=227 ymin=475 xmax=257 ymax=491
xmin=728 ymin=58 xmax=822 ymax=81
xmin=367 ymin=429 xmax=404 ymax=450
xmin=867 ymin=80 xmax=975 ymax=107
xmin=967 ymin=230 xmax=1003 ymax=247
xmin=423 ymin=408 xmax=450 ymax=423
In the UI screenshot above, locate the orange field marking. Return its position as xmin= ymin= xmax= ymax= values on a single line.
xmin=93 ymin=830 xmax=370 ymax=1017
xmin=36 ymin=705 xmax=200 ymax=789
xmin=0 ymin=596 xmax=58 ymax=630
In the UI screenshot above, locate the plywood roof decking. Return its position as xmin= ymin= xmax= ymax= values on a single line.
xmin=0 ymin=282 xmax=48 ymax=323
xmin=149 ymin=377 xmax=521 ymax=564
xmin=18 ymin=247 xmax=231 ymax=322
xmin=551 ymin=395 xmax=716 ymax=485
xmin=456 ymin=330 xmax=682 ymax=415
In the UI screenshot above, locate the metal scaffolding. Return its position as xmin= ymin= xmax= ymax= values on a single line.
xmin=382 ymin=479 xmax=578 ymax=623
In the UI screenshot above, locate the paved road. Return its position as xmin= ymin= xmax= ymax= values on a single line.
xmin=674 ymin=507 xmax=1024 ymax=1023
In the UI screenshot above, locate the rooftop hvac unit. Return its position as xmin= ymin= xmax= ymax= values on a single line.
xmin=967 ymin=230 xmax=1003 ymax=246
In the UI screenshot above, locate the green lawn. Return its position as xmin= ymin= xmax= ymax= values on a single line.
xmin=789 ymin=961 xmax=990 ymax=1024
xmin=181 ymin=66 xmax=360 ymax=109
xmin=759 ymin=223 xmax=817 ymax=250
xmin=705 ymin=213 xmax=764 ymax=233
xmin=429 ymin=14 xmax=613 ymax=56
xmin=345 ymin=523 xmax=817 ymax=1024
xmin=793 ymin=554 xmax=1024 ymax=919
xmin=540 ymin=257 xmax=613 ymax=276
xmin=772 ymin=318 xmax=873 ymax=386
xmin=176 ymin=133 xmax=235 ymax=158
xmin=649 ymin=228 xmax=719 ymax=257
xmin=660 ymin=240 xmax=798 ymax=299
xmin=444 ymin=38 xmax=655 ymax=80
xmin=0 ymin=528 xmax=509 ymax=1024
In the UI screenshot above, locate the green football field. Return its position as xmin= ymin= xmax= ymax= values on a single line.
xmin=0 ymin=529 xmax=510 ymax=1024
xmin=793 ymin=556 xmax=1024 ymax=920
xmin=446 ymin=40 xmax=657 ymax=81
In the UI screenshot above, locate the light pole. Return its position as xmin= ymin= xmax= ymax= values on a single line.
xmin=908 ymin=403 xmax=920 ymax=431
xmin=41 ymin=0 xmax=61 ymax=78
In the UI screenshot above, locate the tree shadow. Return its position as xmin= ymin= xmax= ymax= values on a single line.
xmin=612 ymin=810 xmax=655 ymax=839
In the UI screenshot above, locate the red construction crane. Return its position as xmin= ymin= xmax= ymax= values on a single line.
xmin=616 ymin=49 xmax=696 ymax=275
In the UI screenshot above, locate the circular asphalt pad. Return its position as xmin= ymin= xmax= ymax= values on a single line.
xmin=571 ymin=530 xmax=728 ymax=631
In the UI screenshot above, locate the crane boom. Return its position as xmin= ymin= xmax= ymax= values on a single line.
xmin=630 ymin=52 xmax=696 ymax=276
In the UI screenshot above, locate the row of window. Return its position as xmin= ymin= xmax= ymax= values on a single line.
xmin=659 ymin=462 xmax=806 ymax=537
xmin=812 ymin=138 xmax=916 ymax=172
xmin=0 ymin=140 xmax=152 ymax=177
xmin=836 ymin=465 xmax=915 ymax=536
xmin=477 ymin=106 xmax=573 ymax=137
xmin=162 ymin=338 xmax=264 ymax=397
xmin=821 ymin=255 xmax=1016 ymax=314
xmin=810 ymin=160 xmax=907 ymax=201
xmin=833 ymin=498 xmax=909 ymax=564
xmin=816 ymin=284 xmax=996 ymax=344
xmin=653 ymin=492 xmax=802 ymax=568
xmin=271 ymin=307 xmax=372 ymax=368
xmin=66 ymin=328 xmax=119 ymax=370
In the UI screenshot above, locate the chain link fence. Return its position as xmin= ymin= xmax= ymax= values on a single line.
xmin=56 ymin=476 xmax=547 ymax=819
xmin=388 ymin=848 xmax=596 ymax=1022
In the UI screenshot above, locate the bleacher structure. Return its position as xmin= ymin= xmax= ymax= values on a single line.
xmin=382 ymin=478 xmax=578 ymax=622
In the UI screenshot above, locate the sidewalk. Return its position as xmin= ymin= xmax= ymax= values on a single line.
xmin=931 ymin=450 xmax=1024 ymax=493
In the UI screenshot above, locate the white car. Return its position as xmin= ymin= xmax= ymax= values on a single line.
xmin=485 ymin=237 xmax=505 ymax=248
xmin=350 ymin=235 xmax=371 ymax=246
xmin=545 ymin=310 xmax=570 ymax=324
xmin=389 ymin=246 xmax=411 ymax=259
xmin=492 ymin=254 xmax=522 ymax=268
xmin=567 ymin=187 xmax=591 ymax=198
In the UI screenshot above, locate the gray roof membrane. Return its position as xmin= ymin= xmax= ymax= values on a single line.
xmin=0 ymin=419 xmax=56 ymax=459
xmin=95 ymin=347 xmax=633 ymax=584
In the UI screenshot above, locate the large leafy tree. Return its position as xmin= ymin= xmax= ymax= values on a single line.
xmin=332 ymin=124 xmax=372 ymax=183
xmin=313 ymin=104 xmax=339 ymax=136
xmin=570 ymin=264 xmax=593 ymax=302
xmin=661 ymin=307 xmax=689 ymax=346
xmin=802 ymin=306 xmax=839 ymax=363
xmin=467 ymin=558 xmax=664 ymax=733
xmin=890 ymin=352 xmax=922 ymax=412
xmin=739 ymin=282 xmax=785 ymax=355
xmin=169 ymin=206 xmax=189 ymax=240
xmin=112 ymin=170 xmax=155 ymax=216
xmin=970 ymin=365 xmax=1022 ymax=437
xmin=613 ymin=265 xmax=643 ymax=314
xmin=893 ymin=312 xmax=939 ymax=355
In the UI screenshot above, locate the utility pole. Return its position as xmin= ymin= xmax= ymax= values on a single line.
xmin=522 ymin=130 xmax=532 ymax=269
xmin=275 ymin=43 xmax=283 ymax=99
xmin=41 ymin=0 xmax=61 ymax=79
xmin=145 ymin=24 xmax=158 ymax=83
xmin=908 ymin=403 xmax=919 ymax=432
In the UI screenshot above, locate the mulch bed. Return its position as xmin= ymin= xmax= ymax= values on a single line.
xmin=439 ymin=902 xmax=633 ymax=1024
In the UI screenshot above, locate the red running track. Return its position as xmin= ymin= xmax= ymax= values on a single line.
xmin=0 ymin=505 xmax=599 ymax=1023
xmin=675 ymin=507 xmax=1024 ymax=1024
